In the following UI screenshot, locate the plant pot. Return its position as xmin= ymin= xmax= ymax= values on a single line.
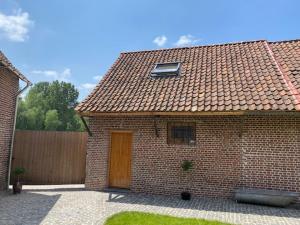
xmin=13 ymin=182 xmax=22 ymax=194
xmin=181 ymin=191 xmax=191 ymax=200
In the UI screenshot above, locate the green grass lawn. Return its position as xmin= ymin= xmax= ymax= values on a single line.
xmin=104 ymin=211 xmax=233 ymax=225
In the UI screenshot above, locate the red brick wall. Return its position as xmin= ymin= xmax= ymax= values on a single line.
xmin=0 ymin=69 xmax=18 ymax=190
xmin=85 ymin=115 xmax=300 ymax=199
xmin=239 ymin=116 xmax=300 ymax=193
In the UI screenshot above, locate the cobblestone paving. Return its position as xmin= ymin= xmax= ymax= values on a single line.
xmin=0 ymin=185 xmax=299 ymax=225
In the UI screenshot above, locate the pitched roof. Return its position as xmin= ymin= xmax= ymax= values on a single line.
xmin=76 ymin=39 xmax=300 ymax=115
xmin=0 ymin=51 xmax=31 ymax=84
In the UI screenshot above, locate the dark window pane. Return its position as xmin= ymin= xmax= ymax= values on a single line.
xmin=168 ymin=123 xmax=196 ymax=145
xmin=151 ymin=62 xmax=180 ymax=77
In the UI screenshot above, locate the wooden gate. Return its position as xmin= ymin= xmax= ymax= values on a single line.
xmin=11 ymin=130 xmax=87 ymax=185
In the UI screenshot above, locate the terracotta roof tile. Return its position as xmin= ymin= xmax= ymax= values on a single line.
xmin=76 ymin=39 xmax=300 ymax=114
xmin=269 ymin=40 xmax=300 ymax=110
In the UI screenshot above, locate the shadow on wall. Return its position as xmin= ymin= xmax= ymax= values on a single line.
xmin=106 ymin=192 xmax=300 ymax=218
xmin=0 ymin=191 xmax=60 ymax=225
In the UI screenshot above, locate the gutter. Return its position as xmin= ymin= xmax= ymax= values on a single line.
xmin=78 ymin=110 xmax=300 ymax=117
xmin=7 ymin=80 xmax=31 ymax=189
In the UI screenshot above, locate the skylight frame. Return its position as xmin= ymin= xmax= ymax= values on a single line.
xmin=150 ymin=62 xmax=181 ymax=77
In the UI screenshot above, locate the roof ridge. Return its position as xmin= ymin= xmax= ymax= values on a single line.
xmin=268 ymin=38 xmax=300 ymax=44
xmin=120 ymin=39 xmax=267 ymax=54
xmin=264 ymin=41 xmax=300 ymax=110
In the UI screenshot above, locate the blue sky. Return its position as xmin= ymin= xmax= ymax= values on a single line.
xmin=1 ymin=0 xmax=300 ymax=100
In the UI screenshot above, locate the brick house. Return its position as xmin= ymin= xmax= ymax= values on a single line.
xmin=76 ymin=39 xmax=300 ymax=200
xmin=0 ymin=52 xmax=31 ymax=190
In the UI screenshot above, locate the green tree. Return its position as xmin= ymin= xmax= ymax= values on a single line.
xmin=45 ymin=110 xmax=62 ymax=130
xmin=16 ymin=81 xmax=83 ymax=131
xmin=66 ymin=114 xmax=85 ymax=131
xmin=25 ymin=82 xmax=50 ymax=111
xmin=47 ymin=81 xmax=79 ymax=130
xmin=16 ymin=98 xmax=28 ymax=129
xmin=16 ymin=102 xmax=44 ymax=130
xmin=24 ymin=107 xmax=44 ymax=130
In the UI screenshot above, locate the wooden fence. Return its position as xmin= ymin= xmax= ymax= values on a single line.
xmin=11 ymin=130 xmax=87 ymax=185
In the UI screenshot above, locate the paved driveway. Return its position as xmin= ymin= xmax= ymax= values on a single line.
xmin=0 ymin=185 xmax=299 ymax=225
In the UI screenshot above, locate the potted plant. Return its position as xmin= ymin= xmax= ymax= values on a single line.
xmin=180 ymin=160 xmax=193 ymax=200
xmin=12 ymin=167 xmax=25 ymax=194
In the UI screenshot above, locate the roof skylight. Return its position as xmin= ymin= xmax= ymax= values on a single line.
xmin=151 ymin=62 xmax=180 ymax=77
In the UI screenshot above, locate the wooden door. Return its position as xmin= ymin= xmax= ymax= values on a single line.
xmin=109 ymin=131 xmax=132 ymax=188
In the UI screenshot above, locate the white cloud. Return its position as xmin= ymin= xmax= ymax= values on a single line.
xmin=78 ymin=76 xmax=102 ymax=93
xmin=80 ymin=83 xmax=96 ymax=90
xmin=93 ymin=75 xmax=102 ymax=80
xmin=174 ymin=34 xmax=200 ymax=47
xmin=153 ymin=35 xmax=167 ymax=47
xmin=0 ymin=9 xmax=33 ymax=42
xmin=31 ymin=68 xmax=72 ymax=82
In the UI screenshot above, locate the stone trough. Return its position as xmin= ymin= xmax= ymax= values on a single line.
xmin=234 ymin=188 xmax=299 ymax=207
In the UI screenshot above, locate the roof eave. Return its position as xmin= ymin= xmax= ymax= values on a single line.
xmin=7 ymin=67 xmax=31 ymax=85
xmin=76 ymin=110 xmax=300 ymax=117
xmin=0 ymin=54 xmax=31 ymax=85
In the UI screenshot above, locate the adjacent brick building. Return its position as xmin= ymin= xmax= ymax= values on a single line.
xmin=76 ymin=39 xmax=300 ymax=200
xmin=0 ymin=52 xmax=31 ymax=190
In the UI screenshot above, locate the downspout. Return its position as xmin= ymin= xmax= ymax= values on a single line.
xmin=7 ymin=81 xmax=31 ymax=189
